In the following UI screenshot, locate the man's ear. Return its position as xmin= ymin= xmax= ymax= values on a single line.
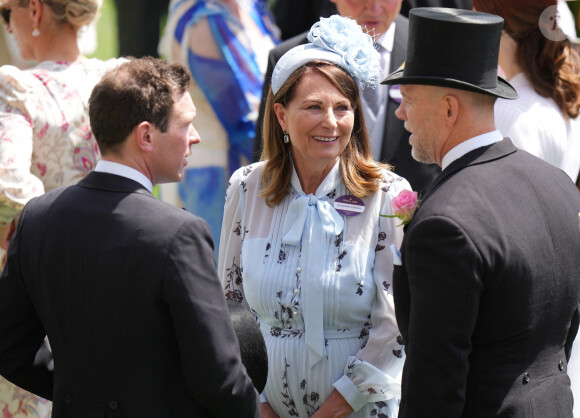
xmin=443 ymin=94 xmax=460 ymax=129
xmin=135 ymin=122 xmax=154 ymax=152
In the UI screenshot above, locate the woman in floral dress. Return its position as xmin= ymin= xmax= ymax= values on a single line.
xmin=0 ymin=0 xmax=122 ymax=415
xmin=219 ymin=15 xmax=412 ymax=418
xmin=0 ymin=0 xmax=122 ymax=260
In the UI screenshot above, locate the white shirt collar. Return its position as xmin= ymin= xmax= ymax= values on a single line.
xmin=95 ymin=160 xmax=154 ymax=193
xmin=375 ymin=22 xmax=396 ymax=53
xmin=441 ymin=130 xmax=503 ymax=170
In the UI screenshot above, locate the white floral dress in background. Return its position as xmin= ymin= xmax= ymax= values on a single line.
xmin=0 ymin=58 xmax=122 ymax=225
xmin=219 ymin=160 xmax=411 ymax=417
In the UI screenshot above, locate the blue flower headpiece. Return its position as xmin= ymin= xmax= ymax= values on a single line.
xmin=271 ymin=15 xmax=383 ymax=94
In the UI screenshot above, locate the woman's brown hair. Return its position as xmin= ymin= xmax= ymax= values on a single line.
xmin=259 ymin=61 xmax=391 ymax=207
xmin=473 ymin=0 xmax=580 ymax=119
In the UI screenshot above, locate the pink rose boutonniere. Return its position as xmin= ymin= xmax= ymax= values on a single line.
xmin=381 ymin=189 xmax=421 ymax=226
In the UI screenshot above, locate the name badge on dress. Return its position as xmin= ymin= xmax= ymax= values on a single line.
xmin=334 ymin=195 xmax=365 ymax=216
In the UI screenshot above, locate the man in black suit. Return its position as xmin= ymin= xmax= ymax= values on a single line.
xmin=254 ymin=0 xmax=440 ymax=194
xmin=383 ymin=8 xmax=580 ymax=416
xmin=0 ymin=58 xmax=260 ymax=417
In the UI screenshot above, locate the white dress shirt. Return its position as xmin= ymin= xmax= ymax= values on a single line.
xmin=95 ymin=160 xmax=153 ymax=193
xmin=441 ymin=130 xmax=503 ymax=171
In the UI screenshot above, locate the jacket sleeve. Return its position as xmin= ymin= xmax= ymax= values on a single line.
xmin=163 ymin=215 xmax=259 ymax=418
xmin=0 ymin=204 xmax=53 ymax=400
xmin=332 ymin=176 xmax=409 ymax=413
xmin=399 ymin=215 xmax=484 ymax=416
xmin=0 ymin=67 xmax=45 ymax=223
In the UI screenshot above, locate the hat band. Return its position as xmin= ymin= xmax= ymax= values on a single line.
xmin=402 ymin=62 xmax=499 ymax=89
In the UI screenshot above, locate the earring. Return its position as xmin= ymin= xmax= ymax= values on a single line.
xmin=32 ymin=26 xmax=40 ymax=37
xmin=283 ymin=132 xmax=290 ymax=144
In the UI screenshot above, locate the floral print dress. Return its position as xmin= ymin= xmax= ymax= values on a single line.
xmin=0 ymin=57 xmax=121 ymax=418
xmin=219 ymin=160 xmax=411 ymax=417
xmin=0 ymin=58 xmax=122 ymax=225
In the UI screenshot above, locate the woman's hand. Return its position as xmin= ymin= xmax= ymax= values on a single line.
xmin=311 ymin=390 xmax=353 ymax=418
xmin=261 ymin=402 xmax=280 ymax=418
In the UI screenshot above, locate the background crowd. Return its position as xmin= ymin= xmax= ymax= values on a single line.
xmin=0 ymin=0 xmax=578 ymax=417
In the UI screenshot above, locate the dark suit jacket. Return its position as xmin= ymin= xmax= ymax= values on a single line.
xmin=393 ymin=139 xmax=580 ymax=417
xmin=253 ymin=15 xmax=440 ymax=195
xmin=400 ymin=0 xmax=473 ymax=17
xmin=0 ymin=172 xmax=259 ymax=418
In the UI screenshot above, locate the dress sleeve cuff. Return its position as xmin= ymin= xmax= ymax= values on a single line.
xmin=334 ymin=356 xmax=401 ymax=412
xmin=333 ymin=374 xmax=367 ymax=412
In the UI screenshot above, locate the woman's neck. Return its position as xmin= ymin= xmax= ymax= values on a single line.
xmin=293 ymin=158 xmax=338 ymax=195
xmin=32 ymin=22 xmax=82 ymax=63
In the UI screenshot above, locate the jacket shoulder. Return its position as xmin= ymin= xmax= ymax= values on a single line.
xmin=395 ymin=14 xmax=409 ymax=32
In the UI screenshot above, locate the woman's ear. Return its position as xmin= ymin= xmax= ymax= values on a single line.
xmin=29 ymin=0 xmax=43 ymax=28
xmin=273 ymin=102 xmax=287 ymax=132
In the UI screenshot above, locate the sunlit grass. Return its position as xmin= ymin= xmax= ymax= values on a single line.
xmin=88 ymin=0 xmax=118 ymax=60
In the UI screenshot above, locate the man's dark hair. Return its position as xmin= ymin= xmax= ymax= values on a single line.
xmin=89 ymin=57 xmax=191 ymax=154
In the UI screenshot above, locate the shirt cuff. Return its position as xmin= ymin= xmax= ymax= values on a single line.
xmin=259 ymin=392 xmax=268 ymax=403
xmin=333 ymin=374 xmax=367 ymax=412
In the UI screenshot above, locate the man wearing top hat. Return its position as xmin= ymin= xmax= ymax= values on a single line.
xmin=383 ymin=7 xmax=580 ymax=417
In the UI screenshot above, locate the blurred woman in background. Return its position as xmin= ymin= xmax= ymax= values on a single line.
xmin=473 ymin=0 xmax=580 ymax=187
xmin=159 ymin=0 xmax=279 ymax=253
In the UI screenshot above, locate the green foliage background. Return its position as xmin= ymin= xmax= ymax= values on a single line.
xmin=568 ymin=1 xmax=580 ymax=35
xmin=88 ymin=0 xmax=118 ymax=60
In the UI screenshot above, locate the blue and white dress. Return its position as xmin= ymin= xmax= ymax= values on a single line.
xmin=218 ymin=160 xmax=411 ymax=417
xmin=158 ymin=0 xmax=279 ymax=252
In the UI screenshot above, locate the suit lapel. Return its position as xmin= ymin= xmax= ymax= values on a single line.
xmin=389 ymin=15 xmax=409 ymax=74
xmin=420 ymin=138 xmax=518 ymax=206
xmin=78 ymin=171 xmax=155 ymax=198
xmin=381 ymin=15 xmax=409 ymax=162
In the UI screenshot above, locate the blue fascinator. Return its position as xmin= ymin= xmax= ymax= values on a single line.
xmin=271 ymin=15 xmax=383 ymax=94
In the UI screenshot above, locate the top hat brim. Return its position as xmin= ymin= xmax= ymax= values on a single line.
xmin=382 ymin=68 xmax=518 ymax=100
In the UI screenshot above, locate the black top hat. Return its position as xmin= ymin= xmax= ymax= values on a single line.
xmin=382 ymin=7 xmax=518 ymax=99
